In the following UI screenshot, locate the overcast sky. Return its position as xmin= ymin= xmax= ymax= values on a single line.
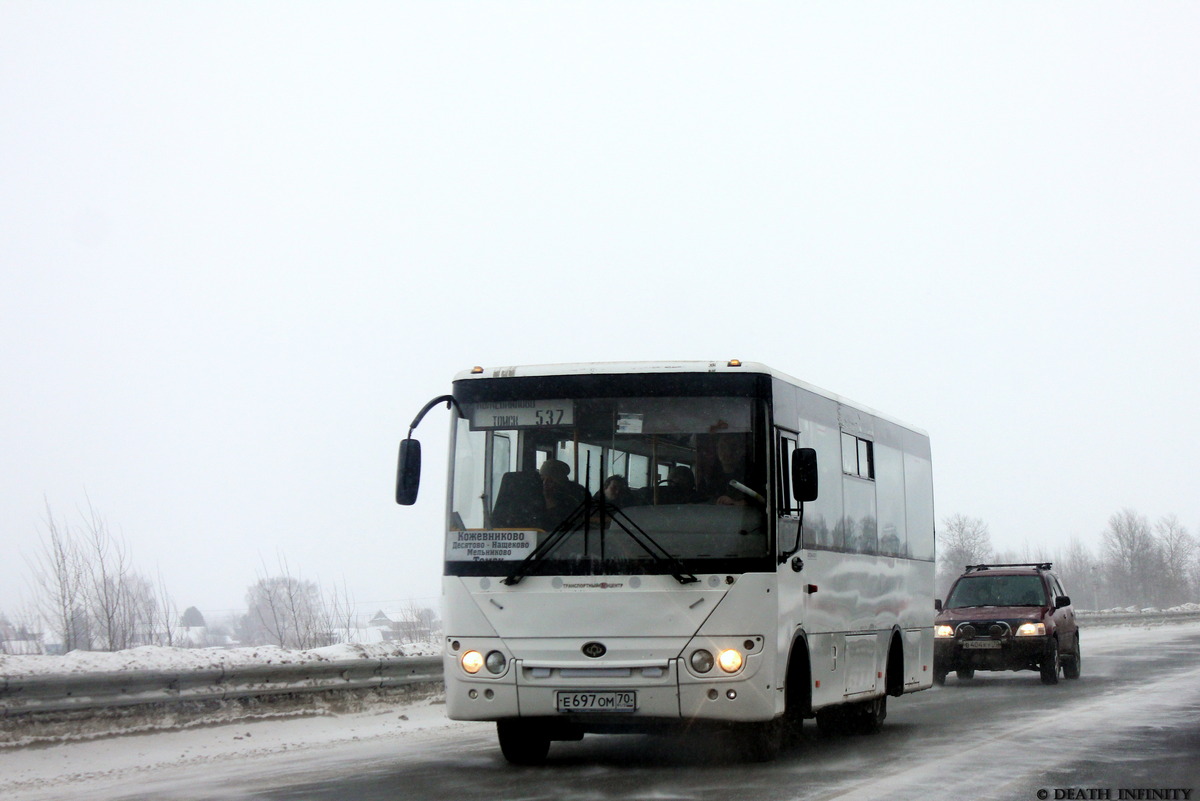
xmin=2 ymin=3 xmax=1198 ymax=622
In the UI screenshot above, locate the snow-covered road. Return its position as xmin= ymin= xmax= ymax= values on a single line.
xmin=3 ymin=622 xmax=1198 ymax=801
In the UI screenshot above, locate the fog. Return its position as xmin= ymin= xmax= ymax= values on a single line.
xmin=2 ymin=3 xmax=1198 ymax=623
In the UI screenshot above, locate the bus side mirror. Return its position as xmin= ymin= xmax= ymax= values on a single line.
xmin=792 ymin=447 xmax=818 ymax=503
xmin=396 ymin=438 xmax=422 ymax=505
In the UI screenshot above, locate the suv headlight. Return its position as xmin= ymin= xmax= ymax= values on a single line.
xmin=1015 ymin=622 xmax=1045 ymax=636
xmin=935 ymin=625 xmax=954 ymax=638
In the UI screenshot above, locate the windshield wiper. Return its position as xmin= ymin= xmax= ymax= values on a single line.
xmin=502 ymin=495 xmax=594 ymax=586
xmin=503 ymin=494 xmax=698 ymax=586
xmin=597 ymin=502 xmax=699 ymax=585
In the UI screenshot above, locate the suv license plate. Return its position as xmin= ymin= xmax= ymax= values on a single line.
xmin=556 ymin=691 xmax=637 ymax=712
xmin=962 ymin=640 xmax=1002 ymax=650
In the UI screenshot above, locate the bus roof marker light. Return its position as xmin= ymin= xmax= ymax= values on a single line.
xmin=727 ymin=359 xmax=742 ymax=367
xmin=470 ymin=366 xmax=484 ymax=374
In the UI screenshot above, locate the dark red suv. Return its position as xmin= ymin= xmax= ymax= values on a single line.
xmin=934 ymin=563 xmax=1080 ymax=685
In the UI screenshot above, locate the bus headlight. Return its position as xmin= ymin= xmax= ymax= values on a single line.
xmin=1016 ymin=622 xmax=1045 ymax=637
xmin=717 ymin=648 xmax=744 ymax=673
xmin=935 ymin=625 xmax=954 ymax=638
xmin=485 ymin=650 xmax=507 ymax=674
xmin=690 ymin=649 xmax=715 ymax=673
xmin=461 ymin=650 xmax=484 ymax=674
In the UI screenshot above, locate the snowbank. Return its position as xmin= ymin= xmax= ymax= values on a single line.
xmin=0 ymin=641 xmax=442 ymax=678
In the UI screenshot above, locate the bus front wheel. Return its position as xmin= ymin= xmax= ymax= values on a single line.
xmin=736 ymin=718 xmax=783 ymax=762
xmin=497 ymin=719 xmax=551 ymax=766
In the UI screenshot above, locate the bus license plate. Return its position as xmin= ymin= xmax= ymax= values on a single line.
xmin=556 ymin=691 xmax=637 ymax=713
xmin=962 ymin=640 xmax=1001 ymax=649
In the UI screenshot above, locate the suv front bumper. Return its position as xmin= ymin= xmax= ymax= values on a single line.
xmin=935 ymin=635 xmax=1050 ymax=673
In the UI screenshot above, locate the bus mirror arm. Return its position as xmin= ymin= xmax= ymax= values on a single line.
xmin=779 ymin=502 xmax=806 ymax=565
xmin=396 ymin=395 xmax=462 ymax=506
xmin=405 ymin=394 xmax=462 ymax=439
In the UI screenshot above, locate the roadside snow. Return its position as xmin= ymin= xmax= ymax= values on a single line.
xmin=0 ymin=694 xmax=475 ymax=801
xmin=0 ymin=641 xmax=442 ymax=677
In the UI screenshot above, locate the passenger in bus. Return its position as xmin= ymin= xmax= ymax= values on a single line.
xmin=491 ymin=470 xmax=545 ymax=529
xmin=540 ymin=458 xmax=588 ymax=528
xmin=595 ymin=475 xmax=640 ymax=508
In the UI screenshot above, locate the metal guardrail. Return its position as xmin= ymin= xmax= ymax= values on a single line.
xmin=1076 ymin=610 xmax=1200 ymax=627
xmin=0 ymin=655 xmax=444 ymax=717
xmin=4 ymin=612 xmax=1198 ymax=719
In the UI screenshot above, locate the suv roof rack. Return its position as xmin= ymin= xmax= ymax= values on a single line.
xmin=964 ymin=562 xmax=1052 ymax=573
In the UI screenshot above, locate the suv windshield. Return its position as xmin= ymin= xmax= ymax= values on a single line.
xmin=945 ymin=574 xmax=1047 ymax=608
xmin=446 ymin=394 xmax=769 ymax=577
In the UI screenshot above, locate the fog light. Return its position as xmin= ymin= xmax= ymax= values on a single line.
xmin=690 ymin=649 xmax=715 ymax=673
xmin=717 ymin=649 xmax=743 ymax=673
xmin=461 ymin=650 xmax=484 ymax=674
xmin=485 ymin=650 xmax=507 ymax=674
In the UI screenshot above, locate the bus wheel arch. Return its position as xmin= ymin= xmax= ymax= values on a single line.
xmin=886 ymin=630 xmax=904 ymax=697
xmin=784 ymin=632 xmax=813 ymax=722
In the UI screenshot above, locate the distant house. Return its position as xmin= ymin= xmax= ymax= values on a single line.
xmin=0 ymin=616 xmax=44 ymax=655
xmin=367 ymin=608 xmax=437 ymax=643
xmin=178 ymin=606 xmax=209 ymax=647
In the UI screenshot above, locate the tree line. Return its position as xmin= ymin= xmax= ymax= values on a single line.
xmin=2 ymin=501 xmax=438 ymax=655
xmin=937 ymin=509 xmax=1199 ymax=609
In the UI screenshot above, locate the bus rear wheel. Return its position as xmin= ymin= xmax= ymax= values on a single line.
xmin=853 ymin=695 xmax=887 ymax=734
xmin=497 ymin=719 xmax=551 ymax=766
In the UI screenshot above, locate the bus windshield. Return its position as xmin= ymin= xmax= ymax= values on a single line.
xmin=446 ymin=395 xmax=769 ymax=577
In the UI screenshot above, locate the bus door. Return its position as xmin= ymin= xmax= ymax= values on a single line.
xmin=775 ymin=428 xmax=808 ymax=618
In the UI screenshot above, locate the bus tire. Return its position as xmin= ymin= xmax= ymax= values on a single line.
xmin=852 ymin=695 xmax=887 ymax=735
xmin=783 ymin=638 xmax=812 ymax=741
xmin=497 ymin=719 xmax=551 ymax=766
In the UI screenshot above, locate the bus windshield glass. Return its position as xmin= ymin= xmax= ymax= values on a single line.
xmin=446 ymin=395 xmax=769 ymax=577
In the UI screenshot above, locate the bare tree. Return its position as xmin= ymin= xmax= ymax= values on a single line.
xmin=394 ymin=600 xmax=439 ymax=644
xmin=323 ymin=579 xmax=360 ymax=645
xmin=1055 ymin=537 xmax=1099 ymax=610
xmin=1154 ymin=515 xmax=1195 ymax=607
xmin=77 ymin=502 xmax=138 ymax=651
xmin=1102 ymin=508 xmax=1159 ymax=608
xmin=242 ymin=555 xmax=331 ymax=649
xmin=26 ymin=500 xmax=86 ymax=652
xmin=937 ymin=514 xmax=993 ymax=598
xmin=27 ymin=499 xmax=177 ymax=652
xmin=149 ymin=568 xmax=179 ymax=647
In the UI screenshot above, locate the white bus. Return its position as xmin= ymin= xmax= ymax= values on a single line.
xmin=396 ymin=361 xmax=936 ymax=763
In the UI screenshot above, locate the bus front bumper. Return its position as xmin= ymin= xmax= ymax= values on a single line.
xmin=446 ymin=655 xmax=776 ymax=725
